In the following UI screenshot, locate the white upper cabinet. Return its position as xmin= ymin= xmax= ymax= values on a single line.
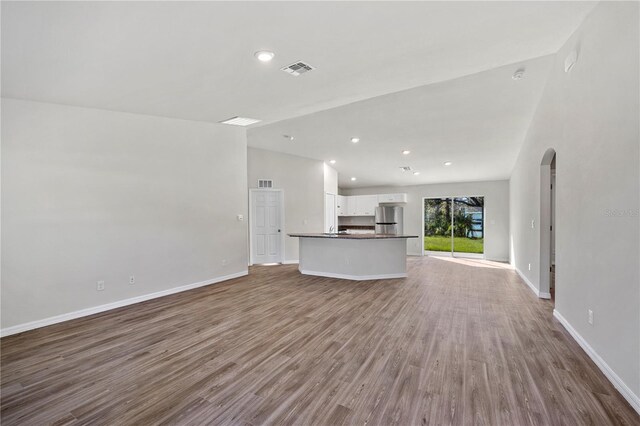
xmin=337 ymin=193 xmax=407 ymax=216
xmin=347 ymin=196 xmax=359 ymax=216
xmin=356 ymin=195 xmax=377 ymax=216
xmin=337 ymin=195 xmax=348 ymax=216
xmin=377 ymin=193 xmax=408 ymax=203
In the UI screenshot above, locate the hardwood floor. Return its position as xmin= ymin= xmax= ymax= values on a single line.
xmin=1 ymin=256 xmax=638 ymax=425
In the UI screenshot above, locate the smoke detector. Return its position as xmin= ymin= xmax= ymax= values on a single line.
xmin=281 ymin=61 xmax=315 ymax=76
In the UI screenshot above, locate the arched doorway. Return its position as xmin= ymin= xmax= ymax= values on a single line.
xmin=540 ymin=148 xmax=556 ymax=301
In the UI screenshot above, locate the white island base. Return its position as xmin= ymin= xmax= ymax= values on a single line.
xmin=291 ymin=234 xmax=418 ymax=281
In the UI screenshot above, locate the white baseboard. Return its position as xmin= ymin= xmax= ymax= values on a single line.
xmin=0 ymin=270 xmax=248 ymax=338
xmin=299 ymin=269 xmax=407 ymax=281
xmin=514 ymin=267 xmax=550 ymax=299
xmin=553 ymin=309 xmax=640 ymax=414
xmin=282 ymin=260 xmax=299 ymax=265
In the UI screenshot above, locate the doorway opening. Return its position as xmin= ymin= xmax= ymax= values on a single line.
xmin=249 ymin=189 xmax=285 ymax=265
xmin=422 ymin=196 xmax=485 ymax=258
xmin=539 ymin=149 xmax=556 ymax=301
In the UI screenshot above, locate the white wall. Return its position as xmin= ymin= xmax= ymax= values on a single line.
xmin=509 ymin=2 xmax=639 ymax=407
xmin=1 ymin=98 xmax=249 ymax=331
xmin=343 ymin=180 xmax=510 ymax=261
xmin=323 ymin=163 xmax=338 ymax=195
xmin=247 ymin=148 xmax=324 ymax=262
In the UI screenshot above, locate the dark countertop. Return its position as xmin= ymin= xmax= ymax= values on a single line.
xmin=288 ymin=233 xmax=419 ymax=239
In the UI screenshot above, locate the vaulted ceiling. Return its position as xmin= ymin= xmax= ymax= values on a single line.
xmin=2 ymin=1 xmax=597 ymax=187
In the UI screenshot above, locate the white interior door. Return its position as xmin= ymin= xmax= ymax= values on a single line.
xmin=251 ymin=190 xmax=282 ymax=264
xmin=325 ymin=193 xmax=336 ymax=232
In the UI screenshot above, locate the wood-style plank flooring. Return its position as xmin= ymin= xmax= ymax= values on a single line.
xmin=1 ymin=256 xmax=638 ymax=425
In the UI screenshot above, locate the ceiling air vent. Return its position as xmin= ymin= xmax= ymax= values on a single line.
xmin=281 ymin=61 xmax=315 ymax=76
xmin=258 ymin=179 xmax=273 ymax=188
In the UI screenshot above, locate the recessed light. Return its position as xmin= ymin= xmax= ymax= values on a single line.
xmin=512 ymin=68 xmax=525 ymax=80
xmin=329 ymin=160 xmax=336 ymax=164
xmin=444 ymin=161 xmax=453 ymax=166
xmin=413 ymin=171 xmax=420 ymax=175
xmin=350 ymin=177 xmax=357 ymax=181
xmin=254 ymin=50 xmax=275 ymax=62
xmin=402 ymin=150 xmax=411 ymax=155
xmin=350 ymin=137 xmax=360 ymax=143
xmin=220 ymin=116 xmax=261 ymax=126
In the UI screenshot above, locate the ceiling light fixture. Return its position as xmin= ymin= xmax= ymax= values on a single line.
xmin=350 ymin=177 xmax=357 ymax=181
xmin=444 ymin=161 xmax=453 ymax=166
xmin=350 ymin=137 xmax=360 ymax=143
xmin=254 ymin=50 xmax=275 ymax=62
xmin=512 ymin=68 xmax=525 ymax=80
xmin=219 ymin=116 xmax=261 ymax=126
xmin=329 ymin=160 xmax=336 ymax=164
xmin=402 ymin=150 xmax=411 ymax=155
xmin=413 ymin=171 xmax=420 ymax=175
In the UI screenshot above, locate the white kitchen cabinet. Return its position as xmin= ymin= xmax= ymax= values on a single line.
xmin=347 ymin=196 xmax=359 ymax=216
xmin=337 ymin=195 xmax=348 ymax=216
xmin=377 ymin=193 xmax=408 ymax=204
xmin=338 ymin=194 xmax=384 ymax=216
xmin=356 ymin=195 xmax=377 ymax=216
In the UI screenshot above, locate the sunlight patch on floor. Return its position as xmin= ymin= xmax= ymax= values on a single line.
xmin=429 ymin=256 xmax=513 ymax=269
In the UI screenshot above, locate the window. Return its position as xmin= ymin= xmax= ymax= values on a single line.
xmin=423 ymin=196 xmax=484 ymax=256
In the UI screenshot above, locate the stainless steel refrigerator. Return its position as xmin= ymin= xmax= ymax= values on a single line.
xmin=375 ymin=206 xmax=403 ymax=234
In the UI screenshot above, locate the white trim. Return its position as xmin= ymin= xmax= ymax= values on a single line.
xmin=514 ymin=267 xmax=551 ymax=299
xmin=248 ymin=188 xmax=285 ymax=265
xmin=0 ymin=271 xmax=248 ymax=338
xmin=299 ymin=269 xmax=407 ymax=281
xmin=553 ymin=309 xmax=640 ymax=415
xmin=282 ymin=259 xmax=299 ymax=264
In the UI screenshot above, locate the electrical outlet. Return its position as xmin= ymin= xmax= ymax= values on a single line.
xmin=588 ymin=309 xmax=594 ymax=325
xmin=129 ymin=275 xmax=135 ymax=285
xmin=528 ymin=263 xmax=531 ymax=271
xmin=97 ymin=280 xmax=105 ymax=291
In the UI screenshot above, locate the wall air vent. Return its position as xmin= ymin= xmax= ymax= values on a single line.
xmin=399 ymin=166 xmax=413 ymax=172
xmin=258 ymin=179 xmax=273 ymax=188
xmin=281 ymin=61 xmax=315 ymax=76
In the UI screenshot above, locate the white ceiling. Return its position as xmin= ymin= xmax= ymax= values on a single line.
xmin=2 ymin=1 xmax=596 ymax=188
xmin=249 ymin=55 xmax=554 ymax=188
xmin=3 ymin=1 xmax=595 ymax=126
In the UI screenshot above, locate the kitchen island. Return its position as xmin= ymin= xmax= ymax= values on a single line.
xmin=288 ymin=233 xmax=419 ymax=280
